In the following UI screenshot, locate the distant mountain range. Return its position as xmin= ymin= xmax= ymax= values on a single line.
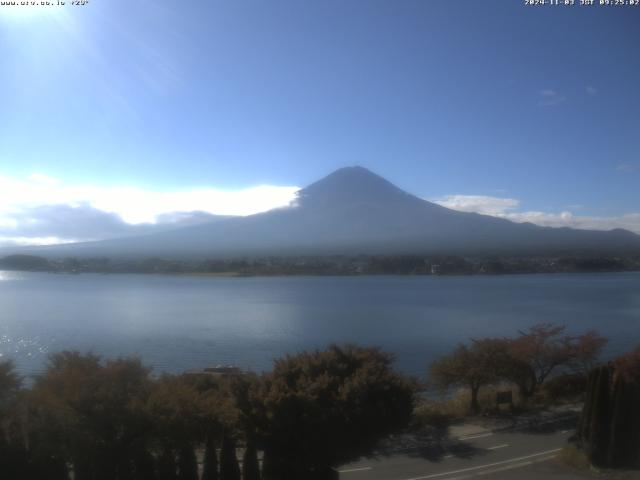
xmin=15 ymin=167 xmax=640 ymax=259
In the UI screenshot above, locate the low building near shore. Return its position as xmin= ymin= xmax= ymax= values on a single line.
xmin=184 ymin=365 xmax=245 ymax=378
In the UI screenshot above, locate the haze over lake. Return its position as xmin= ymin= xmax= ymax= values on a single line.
xmin=1 ymin=271 xmax=639 ymax=378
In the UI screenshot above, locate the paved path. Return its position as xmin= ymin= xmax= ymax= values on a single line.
xmin=338 ymin=412 xmax=586 ymax=479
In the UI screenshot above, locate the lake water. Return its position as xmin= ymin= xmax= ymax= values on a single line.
xmin=1 ymin=271 xmax=639 ymax=379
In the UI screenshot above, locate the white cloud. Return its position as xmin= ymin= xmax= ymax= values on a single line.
xmin=538 ymin=89 xmax=566 ymax=107
xmin=617 ymin=163 xmax=639 ymax=173
xmin=586 ymin=85 xmax=598 ymax=95
xmin=1 ymin=173 xmax=639 ymax=247
xmin=0 ymin=236 xmax=76 ymax=247
xmin=432 ymin=195 xmax=520 ymax=216
xmin=0 ymin=172 xmax=300 ymax=246
xmin=505 ymin=211 xmax=640 ymax=233
xmin=27 ymin=173 xmax=60 ymax=185
xmin=86 ymin=184 xmax=300 ymax=224
xmin=433 ymin=195 xmax=640 ymax=234
xmin=0 ymin=173 xmax=299 ymax=223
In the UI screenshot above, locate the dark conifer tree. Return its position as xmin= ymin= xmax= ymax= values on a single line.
xmin=606 ymin=361 xmax=640 ymax=467
xmin=0 ymin=441 xmax=28 ymax=480
xmin=586 ymin=366 xmax=612 ymax=466
xmin=607 ymin=373 xmax=627 ymax=467
xmin=201 ymin=435 xmax=219 ymax=480
xmin=579 ymin=352 xmax=640 ymax=468
xmin=132 ymin=448 xmax=157 ymax=480
xmin=219 ymin=435 xmax=240 ymax=480
xmin=260 ymin=449 xmax=277 ymax=480
xmin=177 ymin=445 xmax=198 ymax=480
xmin=73 ymin=458 xmax=94 ymax=480
xmin=242 ymin=437 xmax=260 ymax=480
xmin=31 ymin=454 xmax=70 ymax=480
xmin=157 ymin=447 xmax=177 ymax=480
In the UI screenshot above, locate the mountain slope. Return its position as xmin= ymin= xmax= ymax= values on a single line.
xmin=20 ymin=167 xmax=640 ymax=259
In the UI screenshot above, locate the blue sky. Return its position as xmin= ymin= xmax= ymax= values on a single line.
xmin=0 ymin=0 xmax=639 ymax=244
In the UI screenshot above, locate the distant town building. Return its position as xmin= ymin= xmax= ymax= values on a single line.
xmin=185 ymin=365 xmax=245 ymax=378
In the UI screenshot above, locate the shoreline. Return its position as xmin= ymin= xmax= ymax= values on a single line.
xmin=2 ymin=252 xmax=639 ymax=277
xmin=2 ymin=267 xmax=640 ymax=278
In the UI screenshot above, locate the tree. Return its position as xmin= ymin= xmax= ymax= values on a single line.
xmin=578 ymin=348 xmax=640 ymax=468
xmin=131 ymin=447 xmax=157 ymax=480
xmin=429 ymin=339 xmax=507 ymax=414
xmin=0 ymin=360 xmax=21 ymax=404
xmin=30 ymin=352 xmax=153 ymax=480
xmin=567 ymin=330 xmax=608 ymax=375
xmin=242 ymin=436 xmax=260 ymax=480
xmin=222 ymin=374 xmax=263 ymax=480
xmin=0 ymin=360 xmax=22 ymax=440
xmin=219 ymin=434 xmax=240 ymax=480
xmin=177 ymin=444 xmax=198 ymax=480
xmin=614 ymin=345 xmax=640 ymax=381
xmin=201 ymin=432 xmax=219 ymax=480
xmin=146 ymin=375 xmax=208 ymax=480
xmin=0 ymin=254 xmax=51 ymax=271
xmin=502 ymin=324 xmax=605 ymax=399
xmin=146 ymin=375 xmax=202 ymax=442
xmin=0 ymin=360 xmax=27 ymax=478
xmin=579 ymin=365 xmax=612 ymax=465
xmin=257 ymin=344 xmax=416 ymax=479
xmin=157 ymin=447 xmax=178 ymax=480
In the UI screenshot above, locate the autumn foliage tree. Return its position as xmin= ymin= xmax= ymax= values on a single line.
xmin=0 ymin=360 xmax=21 ymax=403
xmin=502 ymin=324 xmax=607 ymax=399
xmin=6 ymin=332 xmax=608 ymax=479
xmin=429 ymin=339 xmax=508 ymax=414
xmin=257 ymin=344 xmax=417 ymax=480
xmin=30 ymin=352 xmax=153 ymax=480
xmin=430 ymin=324 xmax=608 ymax=408
xmin=0 ymin=360 xmax=25 ymax=478
xmin=0 ymin=360 xmax=21 ymax=434
xmin=568 ymin=330 xmax=609 ymax=375
xmin=3 ymin=346 xmax=415 ymax=480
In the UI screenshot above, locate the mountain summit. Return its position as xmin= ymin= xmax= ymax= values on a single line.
xmin=297 ymin=166 xmax=415 ymax=207
xmin=23 ymin=167 xmax=640 ymax=259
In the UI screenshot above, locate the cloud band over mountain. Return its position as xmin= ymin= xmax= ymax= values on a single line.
xmin=0 ymin=173 xmax=299 ymax=246
xmin=432 ymin=195 xmax=640 ymax=234
xmin=0 ymin=171 xmax=639 ymax=247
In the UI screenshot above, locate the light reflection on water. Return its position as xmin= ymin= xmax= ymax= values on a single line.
xmin=0 ymin=271 xmax=21 ymax=281
xmin=0 ymin=271 xmax=639 ymax=378
xmin=0 ymin=333 xmax=49 ymax=359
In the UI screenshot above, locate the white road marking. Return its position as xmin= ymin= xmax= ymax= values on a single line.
xmin=457 ymin=432 xmax=493 ymax=441
xmin=431 ymin=456 xmax=558 ymax=480
xmin=476 ymin=460 xmax=533 ymax=475
xmin=338 ymin=466 xmax=372 ymax=473
xmin=401 ymin=448 xmax=562 ymax=480
xmin=486 ymin=444 xmax=509 ymax=450
xmin=444 ymin=454 xmax=454 ymax=459
xmin=561 ymin=430 xmax=569 ymax=434
xmin=534 ymin=455 xmax=559 ymax=463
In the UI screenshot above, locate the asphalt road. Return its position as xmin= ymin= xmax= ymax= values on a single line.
xmin=338 ymin=418 xmax=585 ymax=480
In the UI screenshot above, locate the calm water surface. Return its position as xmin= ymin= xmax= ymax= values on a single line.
xmin=1 ymin=271 xmax=639 ymax=378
